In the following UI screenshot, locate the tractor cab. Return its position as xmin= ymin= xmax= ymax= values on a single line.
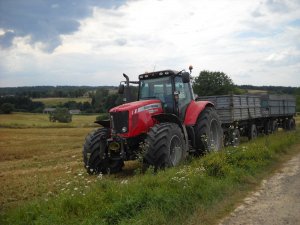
xmin=138 ymin=70 xmax=194 ymax=119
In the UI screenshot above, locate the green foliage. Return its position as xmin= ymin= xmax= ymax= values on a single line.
xmin=96 ymin=113 xmax=109 ymax=121
xmin=193 ymin=70 xmax=240 ymax=96
xmin=1 ymin=130 xmax=299 ymax=225
xmin=49 ymin=108 xmax=72 ymax=123
xmin=0 ymin=103 xmax=14 ymax=114
xmin=91 ymin=89 xmax=123 ymax=113
xmin=203 ymin=152 xmax=232 ymax=177
xmin=0 ymin=96 xmax=44 ymax=113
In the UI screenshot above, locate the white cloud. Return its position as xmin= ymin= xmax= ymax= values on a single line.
xmin=1 ymin=0 xmax=300 ymax=87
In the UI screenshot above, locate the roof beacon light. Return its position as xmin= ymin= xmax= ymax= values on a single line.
xmin=189 ymin=65 xmax=193 ymax=74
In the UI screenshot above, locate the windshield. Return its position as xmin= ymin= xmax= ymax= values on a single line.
xmin=139 ymin=77 xmax=174 ymax=113
xmin=139 ymin=77 xmax=172 ymax=101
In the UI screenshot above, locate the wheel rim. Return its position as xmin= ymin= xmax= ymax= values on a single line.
xmin=209 ymin=119 xmax=220 ymax=151
xmin=169 ymin=135 xmax=182 ymax=166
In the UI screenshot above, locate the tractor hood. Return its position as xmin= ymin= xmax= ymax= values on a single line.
xmin=109 ymin=99 xmax=163 ymax=137
xmin=109 ymin=99 xmax=162 ymax=114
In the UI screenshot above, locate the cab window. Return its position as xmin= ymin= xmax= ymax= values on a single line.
xmin=174 ymin=76 xmax=192 ymax=111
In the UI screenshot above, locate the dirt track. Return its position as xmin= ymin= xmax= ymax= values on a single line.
xmin=219 ymin=149 xmax=300 ymax=225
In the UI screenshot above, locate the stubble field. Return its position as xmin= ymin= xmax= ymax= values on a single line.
xmin=0 ymin=113 xmax=139 ymax=211
xmin=0 ymin=113 xmax=299 ymax=225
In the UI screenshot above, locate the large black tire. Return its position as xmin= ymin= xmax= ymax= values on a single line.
xmin=144 ymin=123 xmax=186 ymax=170
xmin=83 ymin=128 xmax=124 ymax=174
xmin=264 ymin=120 xmax=272 ymax=135
xmin=286 ymin=118 xmax=296 ymax=131
xmin=271 ymin=120 xmax=278 ymax=133
xmin=248 ymin=124 xmax=258 ymax=140
xmin=195 ymin=107 xmax=223 ymax=153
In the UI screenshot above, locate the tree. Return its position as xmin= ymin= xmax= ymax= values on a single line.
xmin=0 ymin=103 xmax=14 ymax=114
xmin=193 ymin=70 xmax=240 ymax=96
xmin=92 ymin=89 xmax=109 ymax=113
xmin=49 ymin=108 xmax=72 ymax=123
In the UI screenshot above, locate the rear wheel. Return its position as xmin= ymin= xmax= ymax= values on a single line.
xmin=195 ymin=107 xmax=223 ymax=153
xmin=144 ymin=123 xmax=186 ymax=170
xmin=83 ymin=128 xmax=124 ymax=174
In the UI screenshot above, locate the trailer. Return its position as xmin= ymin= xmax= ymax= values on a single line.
xmin=198 ymin=94 xmax=296 ymax=146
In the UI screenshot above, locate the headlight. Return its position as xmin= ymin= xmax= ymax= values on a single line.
xmin=122 ymin=127 xmax=127 ymax=133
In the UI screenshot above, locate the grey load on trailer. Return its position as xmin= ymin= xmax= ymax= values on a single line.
xmin=261 ymin=94 xmax=296 ymax=116
xmin=197 ymin=95 xmax=262 ymax=124
xmin=198 ymin=94 xmax=296 ymax=146
xmin=198 ymin=94 xmax=296 ymax=125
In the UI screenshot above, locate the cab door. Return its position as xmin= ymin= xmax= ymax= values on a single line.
xmin=174 ymin=76 xmax=193 ymax=119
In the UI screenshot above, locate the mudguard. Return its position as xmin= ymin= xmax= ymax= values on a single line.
xmin=184 ymin=100 xmax=214 ymax=126
xmin=152 ymin=113 xmax=182 ymax=128
xmin=95 ymin=120 xmax=110 ymax=128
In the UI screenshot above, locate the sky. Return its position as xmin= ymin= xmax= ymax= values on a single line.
xmin=0 ymin=0 xmax=300 ymax=87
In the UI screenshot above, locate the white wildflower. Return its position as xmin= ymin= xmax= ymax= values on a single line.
xmin=97 ymin=173 xmax=103 ymax=180
xmin=121 ymin=180 xmax=128 ymax=185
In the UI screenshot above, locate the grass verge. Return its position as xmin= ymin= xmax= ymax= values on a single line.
xmin=1 ymin=130 xmax=300 ymax=225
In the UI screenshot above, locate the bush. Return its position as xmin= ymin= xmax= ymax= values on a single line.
xmin=0 ymin=103 xmax=14 ymax=114
xmin=96 ymin=113 xmax=109 ymax=121
xmin=49 ymin=108 xmax=72 ymax=123
xmin=202 ymin=152 xmax=232 ymax=177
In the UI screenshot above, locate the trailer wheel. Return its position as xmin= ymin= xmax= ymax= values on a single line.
xmin=248 ymin=124 xmax=258 ymax=140
xmin=144 ymin=123 xmax=186 ymax=170
xmin=271 ymin=120 xmax=278 ymax=133
xmin=231 ymin=128 xmax=240 ymax=147
xmin=195 ymin=107 xmax=223 ymax=153
xmin=83 ymin=128 xmax=124 ymax=174
xmin=264 ymin=120 xmax=272 ymax=135
xmin=286 ymin=118 xmax=296 ymax=131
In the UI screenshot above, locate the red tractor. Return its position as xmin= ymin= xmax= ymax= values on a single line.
xmin=83 ymin=67 xmax=223 ymax=174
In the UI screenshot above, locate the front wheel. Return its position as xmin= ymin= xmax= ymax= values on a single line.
xmin=82 ymin=128 xmax=124 ymax=174
xmin=143 ymin=123 xmax=186 ymax=170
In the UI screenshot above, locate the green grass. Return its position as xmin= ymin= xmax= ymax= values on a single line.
xmin=32 ymin=97 xmax=91 ymax=106
xmin=0 ymin=112 xmax=99 ymax=128
xmin=1 ymin=130 xmax=299 ymax=225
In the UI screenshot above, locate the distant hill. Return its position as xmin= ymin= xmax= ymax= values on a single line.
xmin=238 ymin=85 xmax=299 ymax=95
xmin=0 ymin=86 xmax=117 ymax=98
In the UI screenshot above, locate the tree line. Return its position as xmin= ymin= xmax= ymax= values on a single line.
xmin=0 ymin=88 xmax=134 ymax=114
xmin=0 ymin=86 xmax=116 ymax=98
xmin=1 ymin=71 xmax=299 ymax=114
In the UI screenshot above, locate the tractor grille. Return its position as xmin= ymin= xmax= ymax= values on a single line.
xmin=110 ymin=111 xmax=129 ymax=134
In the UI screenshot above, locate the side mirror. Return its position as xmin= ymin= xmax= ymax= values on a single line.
xmin=182 ymin=72 xmax=190 ymax=83
xmin=118 ymin=84 xmax=125 ymax=94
